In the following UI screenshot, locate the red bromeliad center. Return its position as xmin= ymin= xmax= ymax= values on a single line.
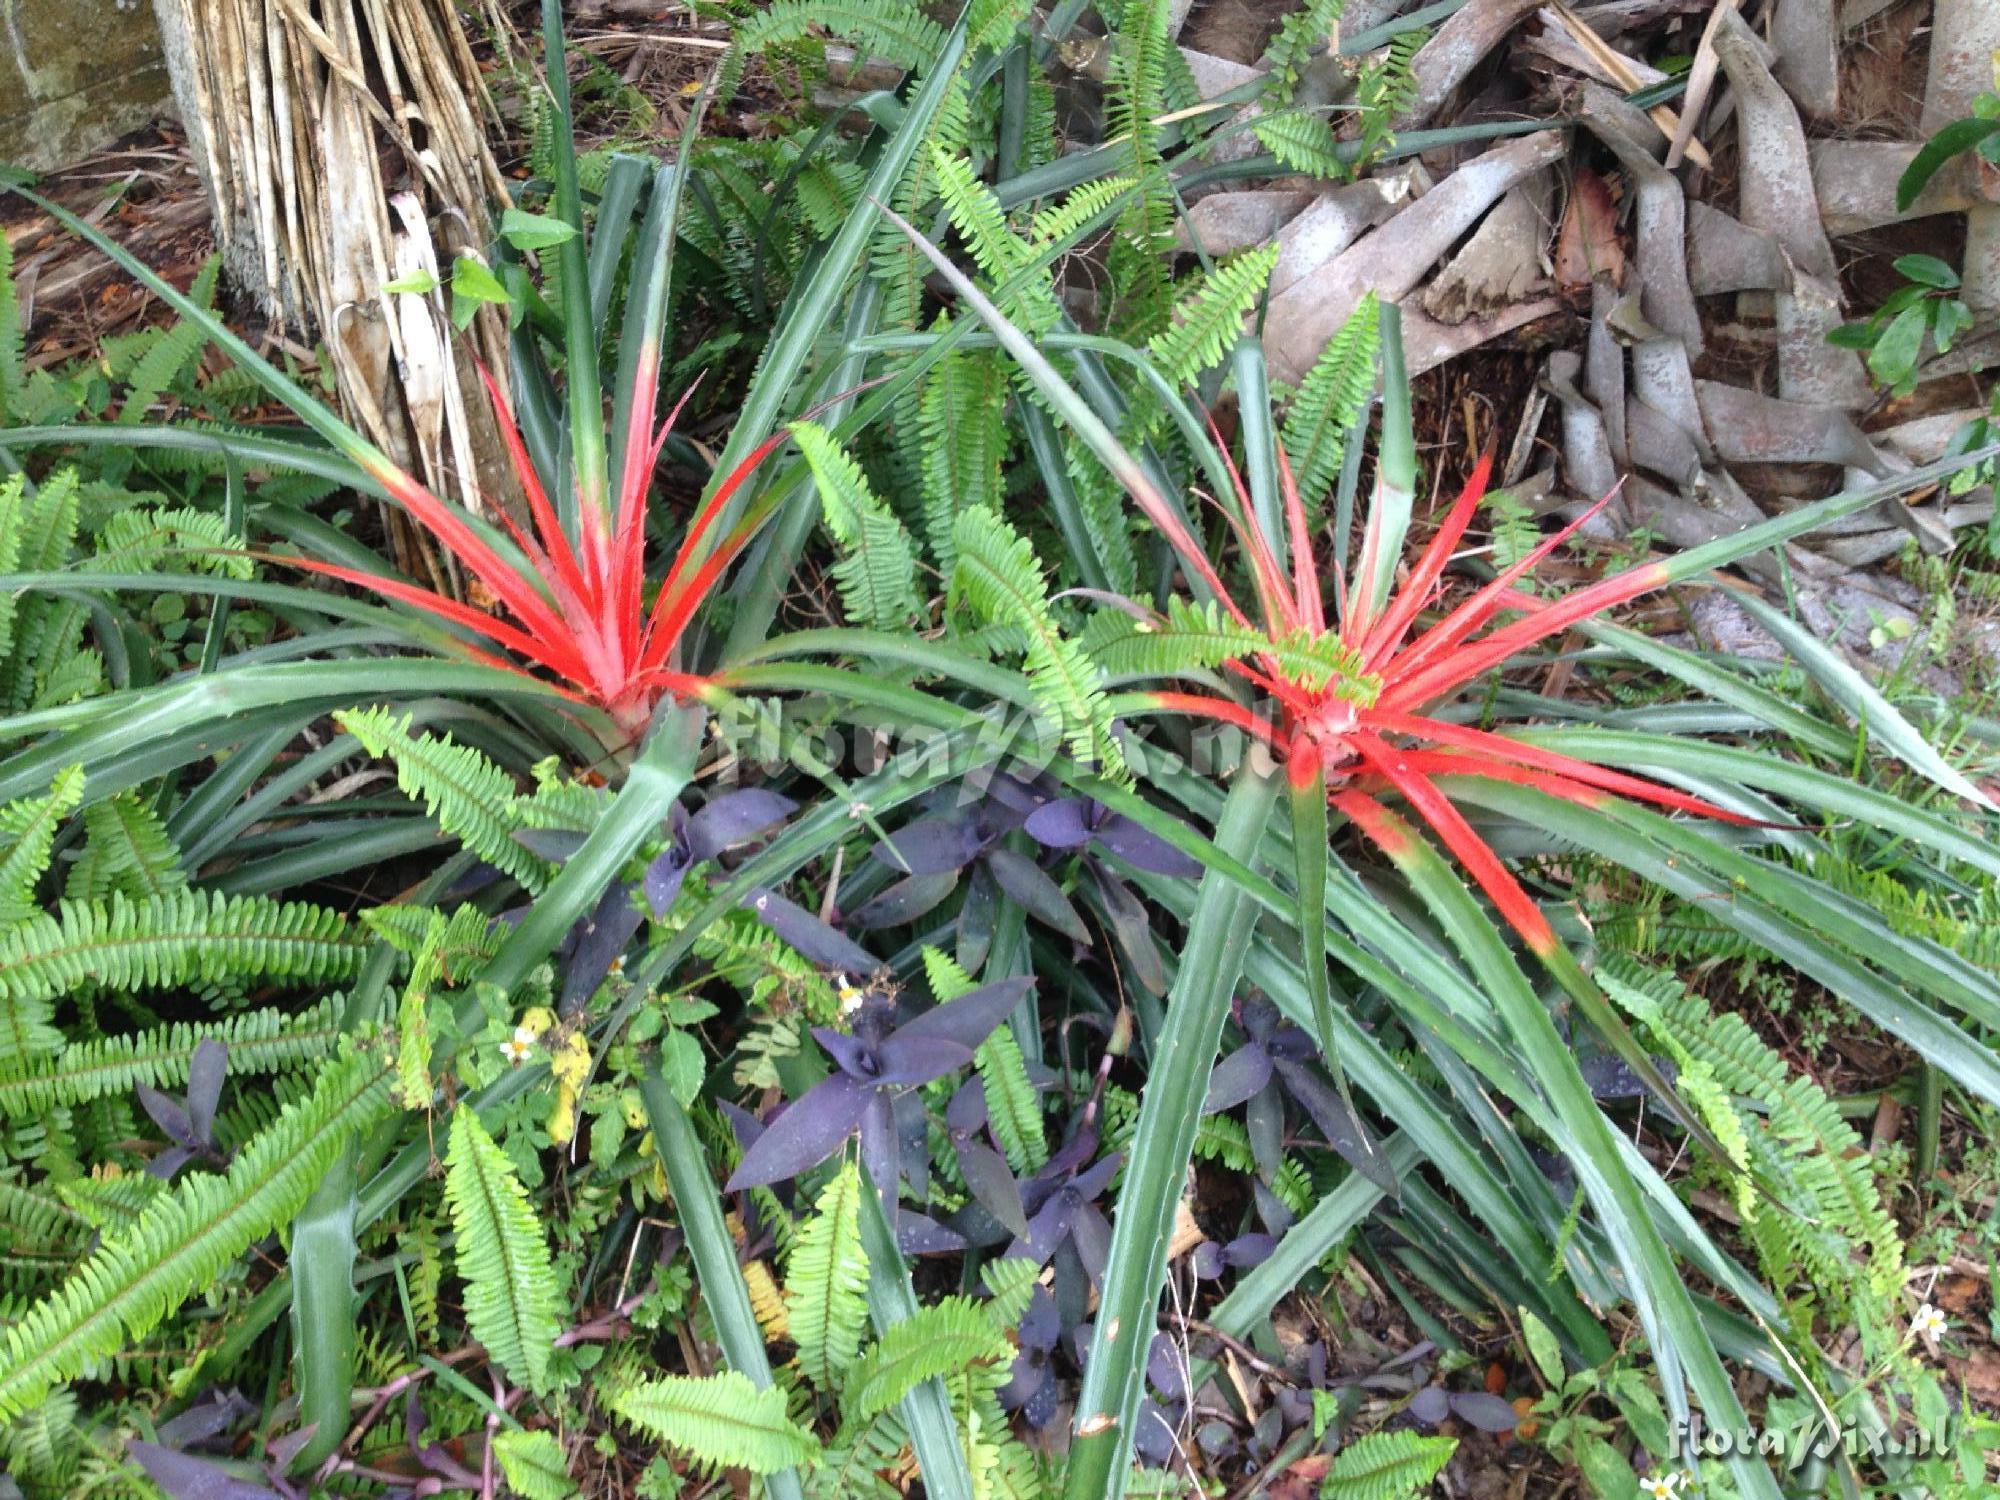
xmin=283 ymin=370 xmax=794 ymax=751
xmin=1124 ymin=441 xmax=1751 ymax=947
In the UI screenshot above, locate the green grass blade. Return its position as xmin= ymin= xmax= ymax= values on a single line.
xmin=1352 ymin=801 xmax=1782 ymax=1498
xmin=1728 ymin=588 xmax=1994 ymax=809
xmin=540 ymin=0 xmax=607 ymax=527
xmin=288 ymin=1137 xmax=360 ymax=1471
xmin=1064 ymin=769 xmax=1277 ymax=1500
xmin=854 ymin=1174 xmax=976 ymax=1500
xmin=1355 ymin=302 xmax=1412 ymax=625
xmin=637 ymin=1070 xmax=806 ymax=1500
xmin=698 ymin=16 xmax=969 ymax=547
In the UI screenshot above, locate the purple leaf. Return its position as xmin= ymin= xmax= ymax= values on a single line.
xmin=1071 ymin=1202 xmax=1111 ymax=1284
xmin=157 ymin=1390 xmax=254 ymax=1449
xmin=871 ymin=817 xmax=984 ymax=875
xmin=895 ymin=976 xmax=1034 ymax=1052
xmin=1409 ymin=1385 xmax=1451 ymax=1425
xmin=1088 ymin=866 xmax=1165 ymax=995
xmin=860 ymin=1091 xmax=899 ymax=1206
xmin=684 ymin=789 xmax=795 ymax=860
xmin=1133 ymin=1396 xmax=1178 ymax=1467
xmin=945 ymin=1078 xmax=988 ymax=1136
xmin=1067 ymin=1152 xmax=1122 ymax=1204
xmin=561 ymin=882 xmax=646 ymax=1014
xmin=1202 ymin=1045 xmax=1273 ymax=1115
xmin=1273 ymin=1057 xmax=1399 ymax=1197
xmin=895 ymin=1210 xmax=967 ymax=1256
xmin=985 ymin=849 xmax=1091 ymax=944
xmin=1191 ymin=1241 xmax=1225 ymax=1280
xmin=849 ymin=869 xmax=959 ymax=930
xmin=725 ymin=1075 xmax=869 ymax=1190
xmin=1450 ymin=1391 xmax=1523 ymax=1433
xmin=1012 ymin=1188 xmax=1082 ymax=1265
xmin=873 ymin=1032 xmax=977 ymax=1087
xmin=811 ymin=1027 xmax=879 ymax=1080
xmin=416 ymin=1440 xmax=480 ymax=1483
xmin=262 ymin=1426 xmax=317 ymax=1471
xmin=1093 ymin=813 xmax=1202 ymax=877
xmin=1147 ymin=1333 xmax=1187 ymax=1402
xmin=957 ymin=1138 xmax=1029 ymax=1238
xmin=718 ymin=1099 xmax=765 ymax=1153
xmin=128 ymin=1443 xmax=281 ymax=1500
xmin=137 ymin=1084 xmax=196 ymax=1148
xmin=742 ymin=888 xmax=878 ymax=976
xmin=1018 ymin=1283 xmax=1060 ymax=1348
xmin=1223 ymin=1233 xmax=1276 ymax=1268
xmin=977 ymin=772 xmax=1049 ymax=818
xmin=185 ymin=1040 xmax=228 ymax=1145
xmin=1022 ymin=799 xmax=1095 ymax=848
xmin=643 ymin=843 xmax=694 ymax=916
xmin=147 ymin=1145 xmax=195 ymax=1181
xmin=956 ymin=863 xmax=998 ymax=974
xmin=1251 ymin=1179 xmax=1295 ymax=1237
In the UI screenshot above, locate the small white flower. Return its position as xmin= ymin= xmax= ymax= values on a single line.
xmin=837 ymin=979 xmax=867 ymax=1015
xmin=1640 ymin=1473 xmax=1685 ymax=1500
xmin=500 ymin=1025 xmax=537 ymax=1066
xmin=1910 ymin=1302 xmax=1948 ymax=1340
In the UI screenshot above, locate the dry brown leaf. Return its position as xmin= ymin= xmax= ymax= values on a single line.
xmin=1555 ymin=168 xmax=1624 ymax=292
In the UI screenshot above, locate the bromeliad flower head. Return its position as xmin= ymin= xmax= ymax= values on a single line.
xmin=1910 ymin=1302 xmax=1948 ymax=1341
xmin=1116 ymin=436 xmax=1759 ymax=956
xmin=281 ymin=372 xmax=797 ymax=745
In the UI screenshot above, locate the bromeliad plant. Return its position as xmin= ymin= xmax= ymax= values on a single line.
xmin=10 ymin=118 xmax=794 ymax=757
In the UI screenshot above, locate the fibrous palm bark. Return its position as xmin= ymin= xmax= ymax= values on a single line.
xmin=152 ymin=0 xmax=516 ymax=525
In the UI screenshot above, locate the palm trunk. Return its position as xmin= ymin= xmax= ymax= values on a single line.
xmin=153 ymin=0 xmax=518 ymax=536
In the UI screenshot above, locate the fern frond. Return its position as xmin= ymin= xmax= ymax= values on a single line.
xmin=0 ymin=766 xmax=85 ymax=922
xmin=1088 ymin=598 xmax=1378 ymax=700
xmin=337 ymin=709 xmax=548 ymax=892
xmin=0 ymin=235 xmax=21 ymax=421
xmin=408 ymin=1212 xmax=443 ymax=1344
xmin=793 ymin=421 xmax=923 ymax=629
xmin=93 ymin=505 xmax=253 ymax=580
xmin=918 ymin=348 xmax=1010 ymax=573
xmin=1263 ymin=0 xmax=1347 ymax=104
xmin=114 ymin=259 xmax=218 ymax=424
xmin=966 ymin=0 xmax=1035 ymax=58
xmin=1602 ymin=960 xmax=1905 ymax=1301
xmin=1319 ymin=1431 xmax=1457 ymax=1499
xmin=784 ymin=1159 xmax=871 ymax=1388
xmin=0 ymin=475 xmax=26 ymax=664
xmin=925 ymin=946 xmax=1046 ymax=1172
xmin=1029 ymin=178 xmax=1138 ymax=248
xmin=0 ymin=890 xmax=366 ymax=1008
xmin=0 ymin=1045 xmax=393 ymax=1420
xmin=65 ymin=793 xmax=185 ymax=903
xmin=608 ymin=1372 xmax=820 ymax=1475
xmin=491 ymin=1429 xmax=576 ymax=1500
xmin=444 ymin=1106 xmax=563 ymax=1395
xmin=722 ymin=0 xmax=945 ymax=101
xmin=0 ymin=998 xmax=342 ymax=1119
xmin=978 ymin=1255 xmax=1040 ymax=1332
xmin=950 ymin=506 xmax=1124 ymax=779
xmin=1252 ymin=110 xmax=1349 ymax=178
xmin=845 ymin=1297 xmax=1013 ymax=1419
xmin=1145 ymin=246 xmax=1279 ymax=387
xmin=1282 ymin=292 xmax=1380 ymax=509
xmin=819 ymin=1404 xmax=909 ymax=1500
